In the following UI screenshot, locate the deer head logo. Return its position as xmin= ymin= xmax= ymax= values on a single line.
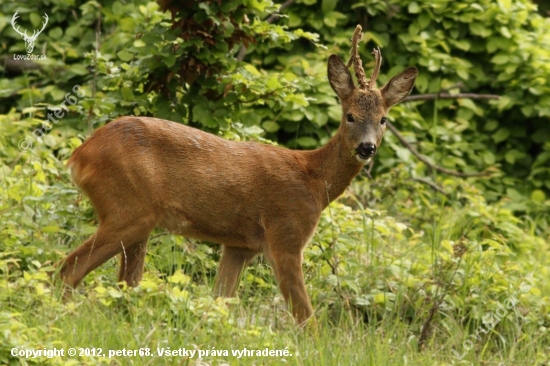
xmin=11 ymin=11 xmax=49 ymax=54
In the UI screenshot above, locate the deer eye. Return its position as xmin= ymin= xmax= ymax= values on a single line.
xmin=346 ymin=113 xmax=355 ymax=123
xmin=381 ymin=117 xmax=387 ymax=125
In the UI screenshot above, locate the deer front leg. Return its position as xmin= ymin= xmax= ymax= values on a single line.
xmin=214 ymin=246 xmax=259 ymax=297
xmin=269 ymin=250 xmax=313 ymax=325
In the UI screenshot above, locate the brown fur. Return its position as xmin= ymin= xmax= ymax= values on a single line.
xmin=56 ymin=38 xmax=417 ymax=325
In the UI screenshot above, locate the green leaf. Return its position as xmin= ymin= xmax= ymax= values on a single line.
xmin=328 ymin=105 xmax=341 ymax=121
xmin=497 ymin=96 xmax=513 ymax=111
xmin=521 ymin=105 xmax=534 ymax=117
xmin=452 ymin=40 xmax=471 ymax=51
xmin=262 ymin=121 xmax=280 ymax=133
xmin=322 ymin=0 xmax=338 ymax=14
xmin=266 ymin=76 xmax=280 ymax=89
xmin=42 ymin=225 xmax=60 ymax=233
xmin=469 ymin=22 xmax=492 ymax=37
xmin=491 ymin=55 xmax=509 ymax=65
xmin=492 ymin=128 xmax=510 ymax=143
xmin=323 ymin=12 xmax=337 ymax=27
xmin=192 ymin=105 xmax=217 ymax=128
xmin=71 ymin=64 xmax=89 ymax=76
xmin=134 ymin=39 xmax=146 ymax=48
xmin=506 ymin=188 xmax=524 ymax=201
xmin=505 ymin=149 xmax=525 ymax=164
xmin=117 ymin=50 xmax=134 ymax=62
xmin=297 ymin=136 xmax=317 ymax=147
xmin=531 ymin=190 xmax=546 ymax=203
xmin=418 ymin=12 xmax=431 ymax=29
xmin=243 ymin=64 xmax=261 ymax=76
xmin=408 ymin=2 xmax=420 ymax=14
xmin=30 ymin=13 xmax=42 ymax=27
xmin=121 ymin=86 xmax=135 ymax=100
xmin=482 ymin=151 xmax=495 ymax=165
xmin=164 ymin=54 xmax=176 ymax=68
xmin=484 ymin=120 xmax=499 ymax=131
xmin=49 ymin=27 xmax=63 ymax=40
xmin=244 ymin=0 xmax=270 ymax=12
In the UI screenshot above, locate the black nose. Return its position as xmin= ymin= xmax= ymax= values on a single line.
xmin=356 ymin=142 xmax=376 ymax=157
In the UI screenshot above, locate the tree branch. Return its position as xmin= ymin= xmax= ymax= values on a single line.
xmin=236 ymin=0 xmax=297 ymax=61
xmin=413 ymin=178 xmax=447 ymax=195
xmin=386 ymin=121 xmax=490 ymax=178
xmin=404 ymin=93 xmax=500 ymax=102
xmin=362 ymin=160 xmax=374 ymax=180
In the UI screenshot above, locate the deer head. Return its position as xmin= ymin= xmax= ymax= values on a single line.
xmin=328 ymin=25 xmax=417 ymax=163
xmin=11 ymin=11 xmax=49 ymax=54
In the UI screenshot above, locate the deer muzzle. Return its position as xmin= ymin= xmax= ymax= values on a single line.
xmin=355 ymin=142 xmax=376 ymax=162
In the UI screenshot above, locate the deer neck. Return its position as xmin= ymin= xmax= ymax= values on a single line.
xmin=301 ymin=131 xmax=364 ymax=209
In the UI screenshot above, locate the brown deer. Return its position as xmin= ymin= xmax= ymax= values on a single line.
xmin=57 ymin=25 xmax=417 ymax=325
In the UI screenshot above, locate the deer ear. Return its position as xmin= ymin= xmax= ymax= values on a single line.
xmin=380 ymin=67 xmax=418 ymax=107
xmin=328 ymin=55 xmax=355 ymax=100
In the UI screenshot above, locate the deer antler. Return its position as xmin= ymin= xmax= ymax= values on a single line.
xmin=11 ymin=12 xmax=48 ymax=39
xmin=346 ymin=25 xmax=384 ymax=90
xmin=11 ymin=11 xmax=28 ymax=38
xmin=33 ymin=13 xmax=49 ymax=38
xmin=369 ymin=47 xmax=382 ymax=90
xmin=347 ymin=25 xmax=369 ymax=90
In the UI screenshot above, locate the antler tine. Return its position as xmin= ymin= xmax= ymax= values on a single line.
xmin=369 ymin=47 xmax=382 ymax=90
xmin=32 ymin=13 xmax=49 ymax=37
xmin=11 ymin=11 xmax=28 ymax=37
xmin=40 ymin=14 xmax=49 ymax=32
xmin=347 ymin=25 xmax=369 ymax=90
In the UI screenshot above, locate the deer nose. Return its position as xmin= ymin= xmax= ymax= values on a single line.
xmin=356 ymin=142 xmax=376 ymax=158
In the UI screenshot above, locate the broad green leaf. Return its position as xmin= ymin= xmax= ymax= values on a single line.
xmin=322 ymin=0 xmax=338 ymax=14
xmin=297 ymin=136 xmax=317 ymax=147
xmin=408 ymin=2 xmax=420 ymax=14
xmin=192 ymin=105 xmax=217 ymax=128
xmin=492 ymin=128 xmax=510 ymax=143
xmin=531 ymin=190 xmax=546 ymax=203
xmin=117 ymin=50 xmax=134 ymax=62
xmin=491 ymin=54 xmax=509 ymax=65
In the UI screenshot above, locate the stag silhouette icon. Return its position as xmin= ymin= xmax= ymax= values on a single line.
xmin=11 ymin=11 xmax=48 ymax=54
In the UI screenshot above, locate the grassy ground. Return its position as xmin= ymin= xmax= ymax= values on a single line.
xmin=1 ymin=163 xmax=549 ymax=366
xmin=1 ymin=271 xmax=547 ymax=366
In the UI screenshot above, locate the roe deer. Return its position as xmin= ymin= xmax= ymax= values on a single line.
xmin=57 ymin=25 xmax=417 ymax=325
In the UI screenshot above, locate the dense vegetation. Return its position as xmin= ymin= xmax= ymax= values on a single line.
xmin=1 ymin=0 xmax=549 ymax=365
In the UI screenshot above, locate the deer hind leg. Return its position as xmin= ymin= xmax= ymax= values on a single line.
xmin=118 ymin=238 xmax=149 ymax=286
xmin=268 ymin=249 xmax=313 ymax=325
xmin=214 ymin=246 xmax=260 ymax=297
xmin=55 ymin=218 xmax=154 ymax=289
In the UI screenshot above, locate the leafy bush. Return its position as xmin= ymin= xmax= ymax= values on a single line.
xmin=1 ymin=0 xmax=549 ymax=364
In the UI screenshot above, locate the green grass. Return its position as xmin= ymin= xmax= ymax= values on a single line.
xmin=1 ymin=268 xmax=547 ymax=366
xmin=1 ymin=163 xmax=549 ymax=366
